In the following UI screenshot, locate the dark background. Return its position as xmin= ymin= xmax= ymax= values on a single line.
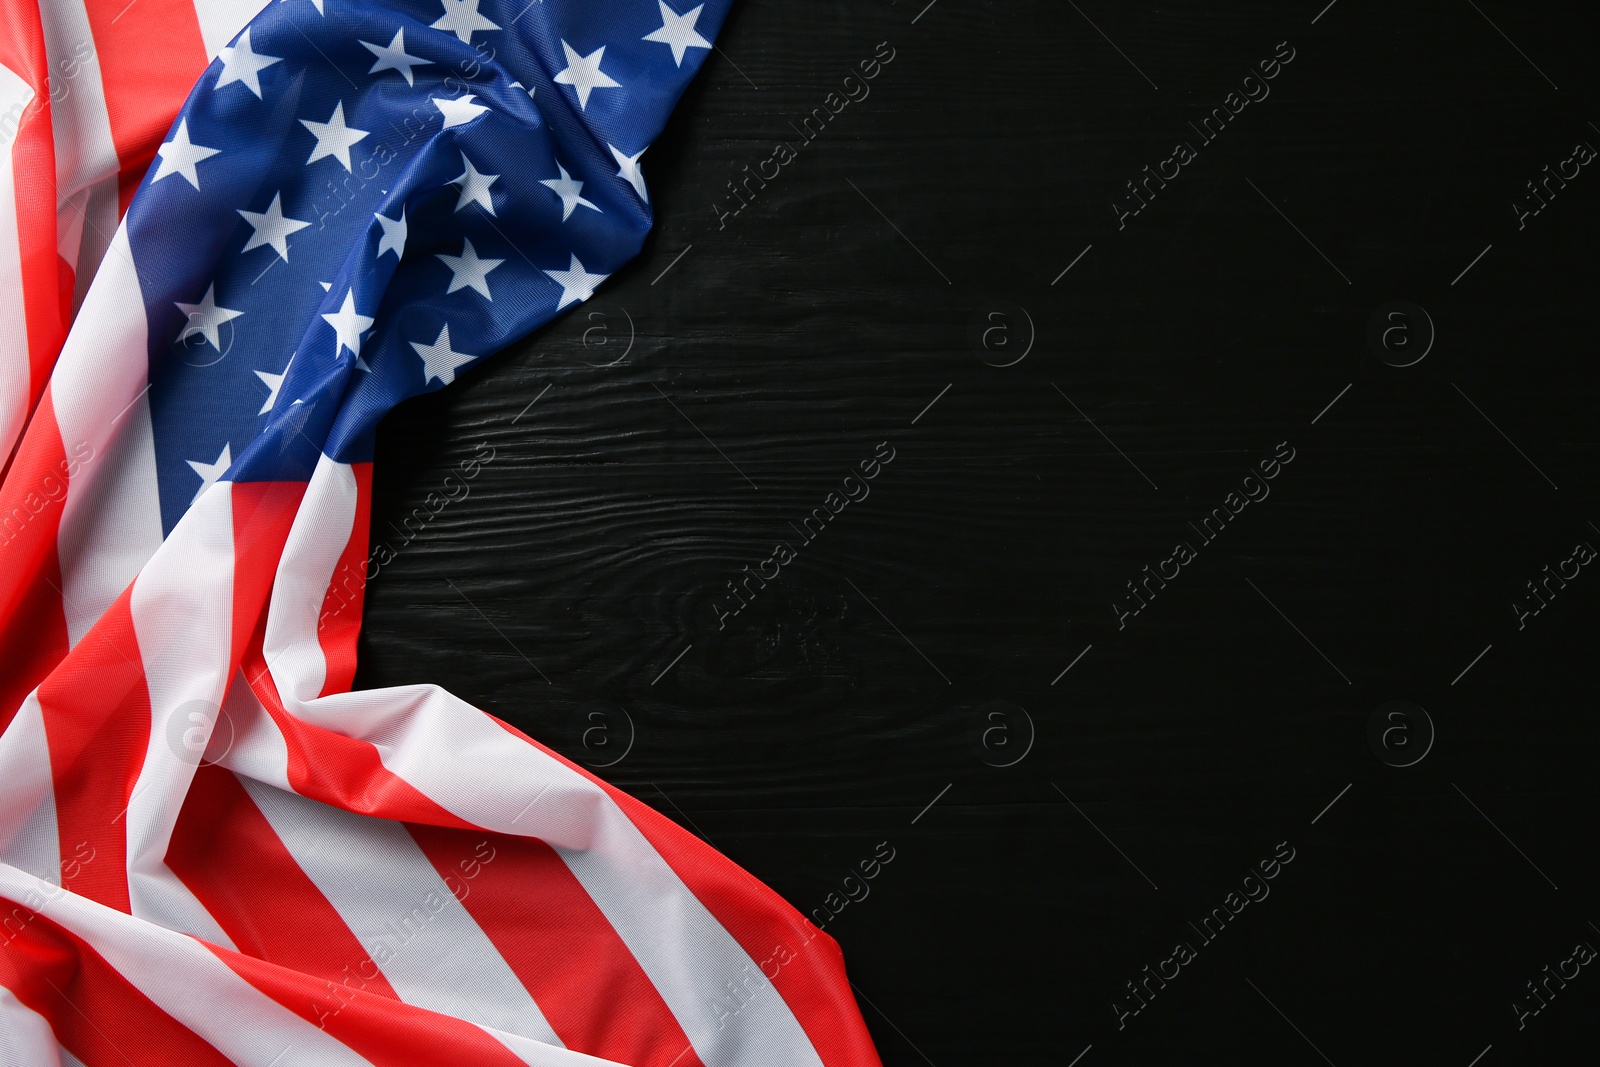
xmin=355 ymin=1 xmax=1600 ymax=1063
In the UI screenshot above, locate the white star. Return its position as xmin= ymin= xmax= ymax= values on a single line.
xmin=410 ymin=323 xmax=475 ymax=385
xmin=433 ymin=93 xmax=489 ymax=129
xmin=432 ymin=0 xmax=498 ymax=45
xmin=216 ymin=29 xmax=282 ymax=98
xmin=642 ymin=2 xmax=712 ymax=67
xmin=255 ymin=350 xmax=296 ymax=414
xmin=609 ymin=143 xmax=648 ymax=203
xmin=237 ymin=192 xmax=310 ymax=261
xmin=300 ymin=101 xmax=370 ymax=172
xmin=361 ymin=28 xmax=431 ymax=86
xmin=540 ymin=162 xmax=601 ymax=222
xmin=153 ymin=120 xmax=221 ymax=190
xmin=254 ymin=358 xmax=291 ymax=414
xmin=175 ymin=285 xmax=244 ymax=350
xmin=255 ymin=370 xmax=284 ymax=413
xmin=321 ymin=289 xmax=374 ymax=360
xmin=375 ymin=208 xmax=407 ymax=260
xmin=544 ymin=254 xmax=609 ymax=310
xmin=187 ymin=443 xmax=232 ymax=505
xmin=435 ymin=238 xmax=504 ymax=299
xmin=450 ymin=153 xmax=499 ymax=214
xmin=553 ymin=40 xmax=620 ymax=110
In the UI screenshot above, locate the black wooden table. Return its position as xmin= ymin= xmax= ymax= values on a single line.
xmin=356 ymin=2 xmax=1600 ymax=1062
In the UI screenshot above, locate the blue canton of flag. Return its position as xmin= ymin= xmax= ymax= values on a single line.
xmin=131 ymin=0 xmax=729 ymax=533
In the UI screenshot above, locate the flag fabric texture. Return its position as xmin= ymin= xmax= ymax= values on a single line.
xmin=0 ymin=1 xmax=885 ymax=1064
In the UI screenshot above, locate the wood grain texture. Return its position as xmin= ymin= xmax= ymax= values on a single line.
xmin=356 ymin=2 xmax=1600 ymax=1062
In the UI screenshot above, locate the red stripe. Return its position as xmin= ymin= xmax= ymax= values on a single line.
xmin=167 ymin=763 xmax=403 ymax=1001
xmin=0 ymin=392 xmax=72 ymax=729
xmin=242 ymin=637 xmax=478 ymax=829
xmin=490 ymin=718 xmax=884 ymax=1067
xmin=229 ymin=479 xmax=309 ymax=669
xmin=227 ymin=471 xmax=478 ymax=828
xmin=12 ymin=86 xmax=66 ymax=399
xmin=210 ymin=946 xmax=539 ymax=1067
xmin=0 ymin=902 xmax=232 ymax=1066
xmin=82 ymin=0 xmax=209 ymax=214
xmin=318 ymin=461 xmax=371 ymax=696
xmin=0 ymin=0 xmax=45 ymax=77
xmin=407 ymin=821 xmax=709 ymax=1067
xmin=35 ymin=592 xmax=149 ymax=913
xmin=231 ymin=469 xmax=474 ymax=829
xmin=0 ymin=0 xmax=69 ymax=412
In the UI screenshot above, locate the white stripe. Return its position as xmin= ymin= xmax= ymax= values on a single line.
xmin=125 ymin=482 xmax=237 ymax=947
xmin=37 ymin=0 xmax=121 ymax=300
xmin=0 ymin=63 xmax=34 ymax=467
xmin=215 ymin=666 xmax=295 ymax=791
xmin=0 ymin=985 xmax=69 ymax=1067
xmin=55 ymin=389 xmax=163 ymax=644
xmin=68 ymin=182 xmax=117 ymax=316
xmin=56 ymin=187 xmax=86 ymax=267
xmin=0 ymin=863 xmax=377 ymax=1067
xmin=38 ymin=0 xmax=117 ymax=203
xmin=0 ymin=694 xmax=60 ymax=885
xmin=265 ymin=459 xmax=823 ymax=1067
xmin=53 ymin=223 xmax=164 ymax=646
xmin=262 ymin=453 xmax=349 ymax=703
xmin=193 ymin=0 xmax=273 ymax=59
xmin=238 ymin=775 xmax=564 ymax=1046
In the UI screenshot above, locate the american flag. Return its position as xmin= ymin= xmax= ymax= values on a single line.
xmin=0 ymin=1 xmax=883 ymax=1063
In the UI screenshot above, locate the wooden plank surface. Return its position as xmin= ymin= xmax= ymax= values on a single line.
xmin=356 ymin=2 xmax=1600 ymax=1062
